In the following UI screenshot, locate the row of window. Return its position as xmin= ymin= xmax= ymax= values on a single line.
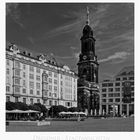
xmin=44 ymin=100 xmax=58 ymax=106
xmin=26 ymin=89 xmax=40 ymax=95
xmin=7 ymin=85 xmax=76 ymax=101
xmin=6 ymin=60 xmax=76 ymax=83
xmin=48 ymin=79 xmax=74 ymax=86
xmin=7 ymin=78 xmax=75 ymax=93
xmin=6 ymin=96 xmax=41 ymax=104
xmin=102 ymin=88 xmax=120 ymax=92
xmin=49 ymin=78 xmax=58 ymax=84
xmin=29 ymin=82 xmax=41 ymax=89
xmin=24 ymin=74 xmax=41 ymax=81
xmin=102 ymin=92 xmax=134 ymax=98
xmin=7 ymin=85 xmax=61 ymax=97
xmin=116 ymin=76 xmax=134 ymax=81
xmin=102 ymin=98 xmax=121 ymax=103
xmin=7 ymin=70 xmax=59 ymax=82
xmin=7 ymin=83 xmax=75 ymax=95
xmin=7 ymin=61 xmax=41 ymax=74
xmin=7 ymin=68 xmax=75 ymax=84
xmin=43 ymin=92 xmax=59 ymax=98
xmin=6 ymin=85 xmax=41 ymax=95
xmin=102 ymin=83 xmax=113 ymax=87
xmin=45 ymin=100 xmax=72 ymax=107
xmin=8 ymin=83 xmax=57 ymax=93
xmin=102 ymin=80 xmax=134 ymax=87
xmin=27 ymin=65 xmax=41 ymax=74
xmin=22 ymin=88 xmax=41 ymax=95
xmin=102 ymin=98 xmax=134 ymax=103
xmin=48 ymin=85 xmax=58 ymax=91
xmin=7 ymin=65 xmax=57 ymax=77
xmin=102 ymin=86 xmax=134 ymax=93
xmin=13 ymin=79 xmax=44 ymax=89
xmin=102 ymin=93 xmax=121 ymax=98
xmin=47 ymin=101 xmax=72 ymax=107
xmin=6 ymin=60 xmax=70 ymax=77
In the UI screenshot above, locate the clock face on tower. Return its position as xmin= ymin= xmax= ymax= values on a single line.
xmin=83 ymin=55 xmax=87 ymax=60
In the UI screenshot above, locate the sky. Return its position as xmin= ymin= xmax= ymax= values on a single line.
xmin=6 ymin=3 xmax=134 ymax=82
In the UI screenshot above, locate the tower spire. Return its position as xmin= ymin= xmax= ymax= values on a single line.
xmin=86 ymin=6 xmax=90 ymax=25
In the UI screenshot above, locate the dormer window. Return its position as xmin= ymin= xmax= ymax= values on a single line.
xmin=23 ymin=51 xmax=27 ymax=55
xmin=38 ymin=54 xmax=46 ymax=63
xmin=9 ymin=44 xmax=20 ymax=55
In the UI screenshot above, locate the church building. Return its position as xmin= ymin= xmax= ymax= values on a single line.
xmin=77 ymin=7 xmax=100 ymax=115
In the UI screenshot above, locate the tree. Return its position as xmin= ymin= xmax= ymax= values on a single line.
xmin=6 ymin=102 xmax=16 ymax=110
xmin=28 ymin=104 xmax=41 ymax=112
xmin=15 ymin=102 xmax=29 ymax=110
xmin=34 ymin=103 xmax=48 ymax=116
xmin=49 ymin=105 xmax=68 ymax=117
xmin=68 ymin=107 xmax=81 ymax=112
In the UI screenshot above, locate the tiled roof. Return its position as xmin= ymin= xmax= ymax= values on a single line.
xmin=6 ymin=42 xmax=58 ymax=66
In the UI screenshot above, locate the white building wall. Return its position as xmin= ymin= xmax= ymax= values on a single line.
xmin=6 ymin=47 xmax=78 ymax=109
xmin=6 ymin=58 xmax=14 ymax=102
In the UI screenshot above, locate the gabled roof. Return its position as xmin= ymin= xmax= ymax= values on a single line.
xmin=116 ymin=66 xmax=134 ymax=76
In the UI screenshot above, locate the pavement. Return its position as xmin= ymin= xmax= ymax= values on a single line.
xmin=6 ymin=117 xmax=134 ymax=132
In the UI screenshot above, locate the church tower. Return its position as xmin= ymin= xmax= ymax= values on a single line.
xmin=77 ymin=7 xmax=100 ymax=115
xmin=78 ymin=7 xmax=98 ymax=83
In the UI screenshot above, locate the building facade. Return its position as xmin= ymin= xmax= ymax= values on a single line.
xmin=6 ymin=44 xmax=77 ymax=109
xmin=99 ymin=66 xmax=134 ymax=116
xmin=77 ymin=8 xmax=100 ymax=115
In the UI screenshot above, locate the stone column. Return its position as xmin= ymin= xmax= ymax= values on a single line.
xmin=106 ymin=104 xmax=109 ymax=115
xmin=99 ymin=104 xmax=102 ymax=115
xmin=127 ymin=104 xmax=129 ymax=116
xmin=119 ymin=104 xmax=122 ymax=116
xmin=90 ymin=109 xmax=93 ymax=116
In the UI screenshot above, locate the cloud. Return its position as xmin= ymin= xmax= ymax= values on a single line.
xmin=54 ymin=48 xmax=80 ymax=60
xmin=70 ymin=46 xmax=77 ymax=50
xmin=41 ymin=4 xmax=110 ymax=41
xmin=98 ymin=51 xmax=130 ymax=63
xmin=6 ymin=3 xmax=19 ymax=15
xmin=96 ymin=29 xmax=134 ymax=53
xmin=54 ymin=55 xmax=74 ymax=59
xmin=89 ymin=4 xmax=110 ymax=29
xmin=54 ymin=52 xmax=79 ymax=60
xmin=42 ymin=20 xmax=81 ymax=40
xmin=27 ymin=36 xmax=35 ymax=45
xmin=6 ymin=3 xmax=24 ymax=28
xmin=100 ymin=72 xmax=114 ymax=79
xmin=112 ymin=30 xmax=134 ymax=42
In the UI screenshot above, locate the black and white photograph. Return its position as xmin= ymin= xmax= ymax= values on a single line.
xmin=3 ymin=1 xmax=138 ymax=137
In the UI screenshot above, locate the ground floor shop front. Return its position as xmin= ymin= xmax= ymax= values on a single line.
xmin=100 ymin=103 xmax=134 ymax=116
